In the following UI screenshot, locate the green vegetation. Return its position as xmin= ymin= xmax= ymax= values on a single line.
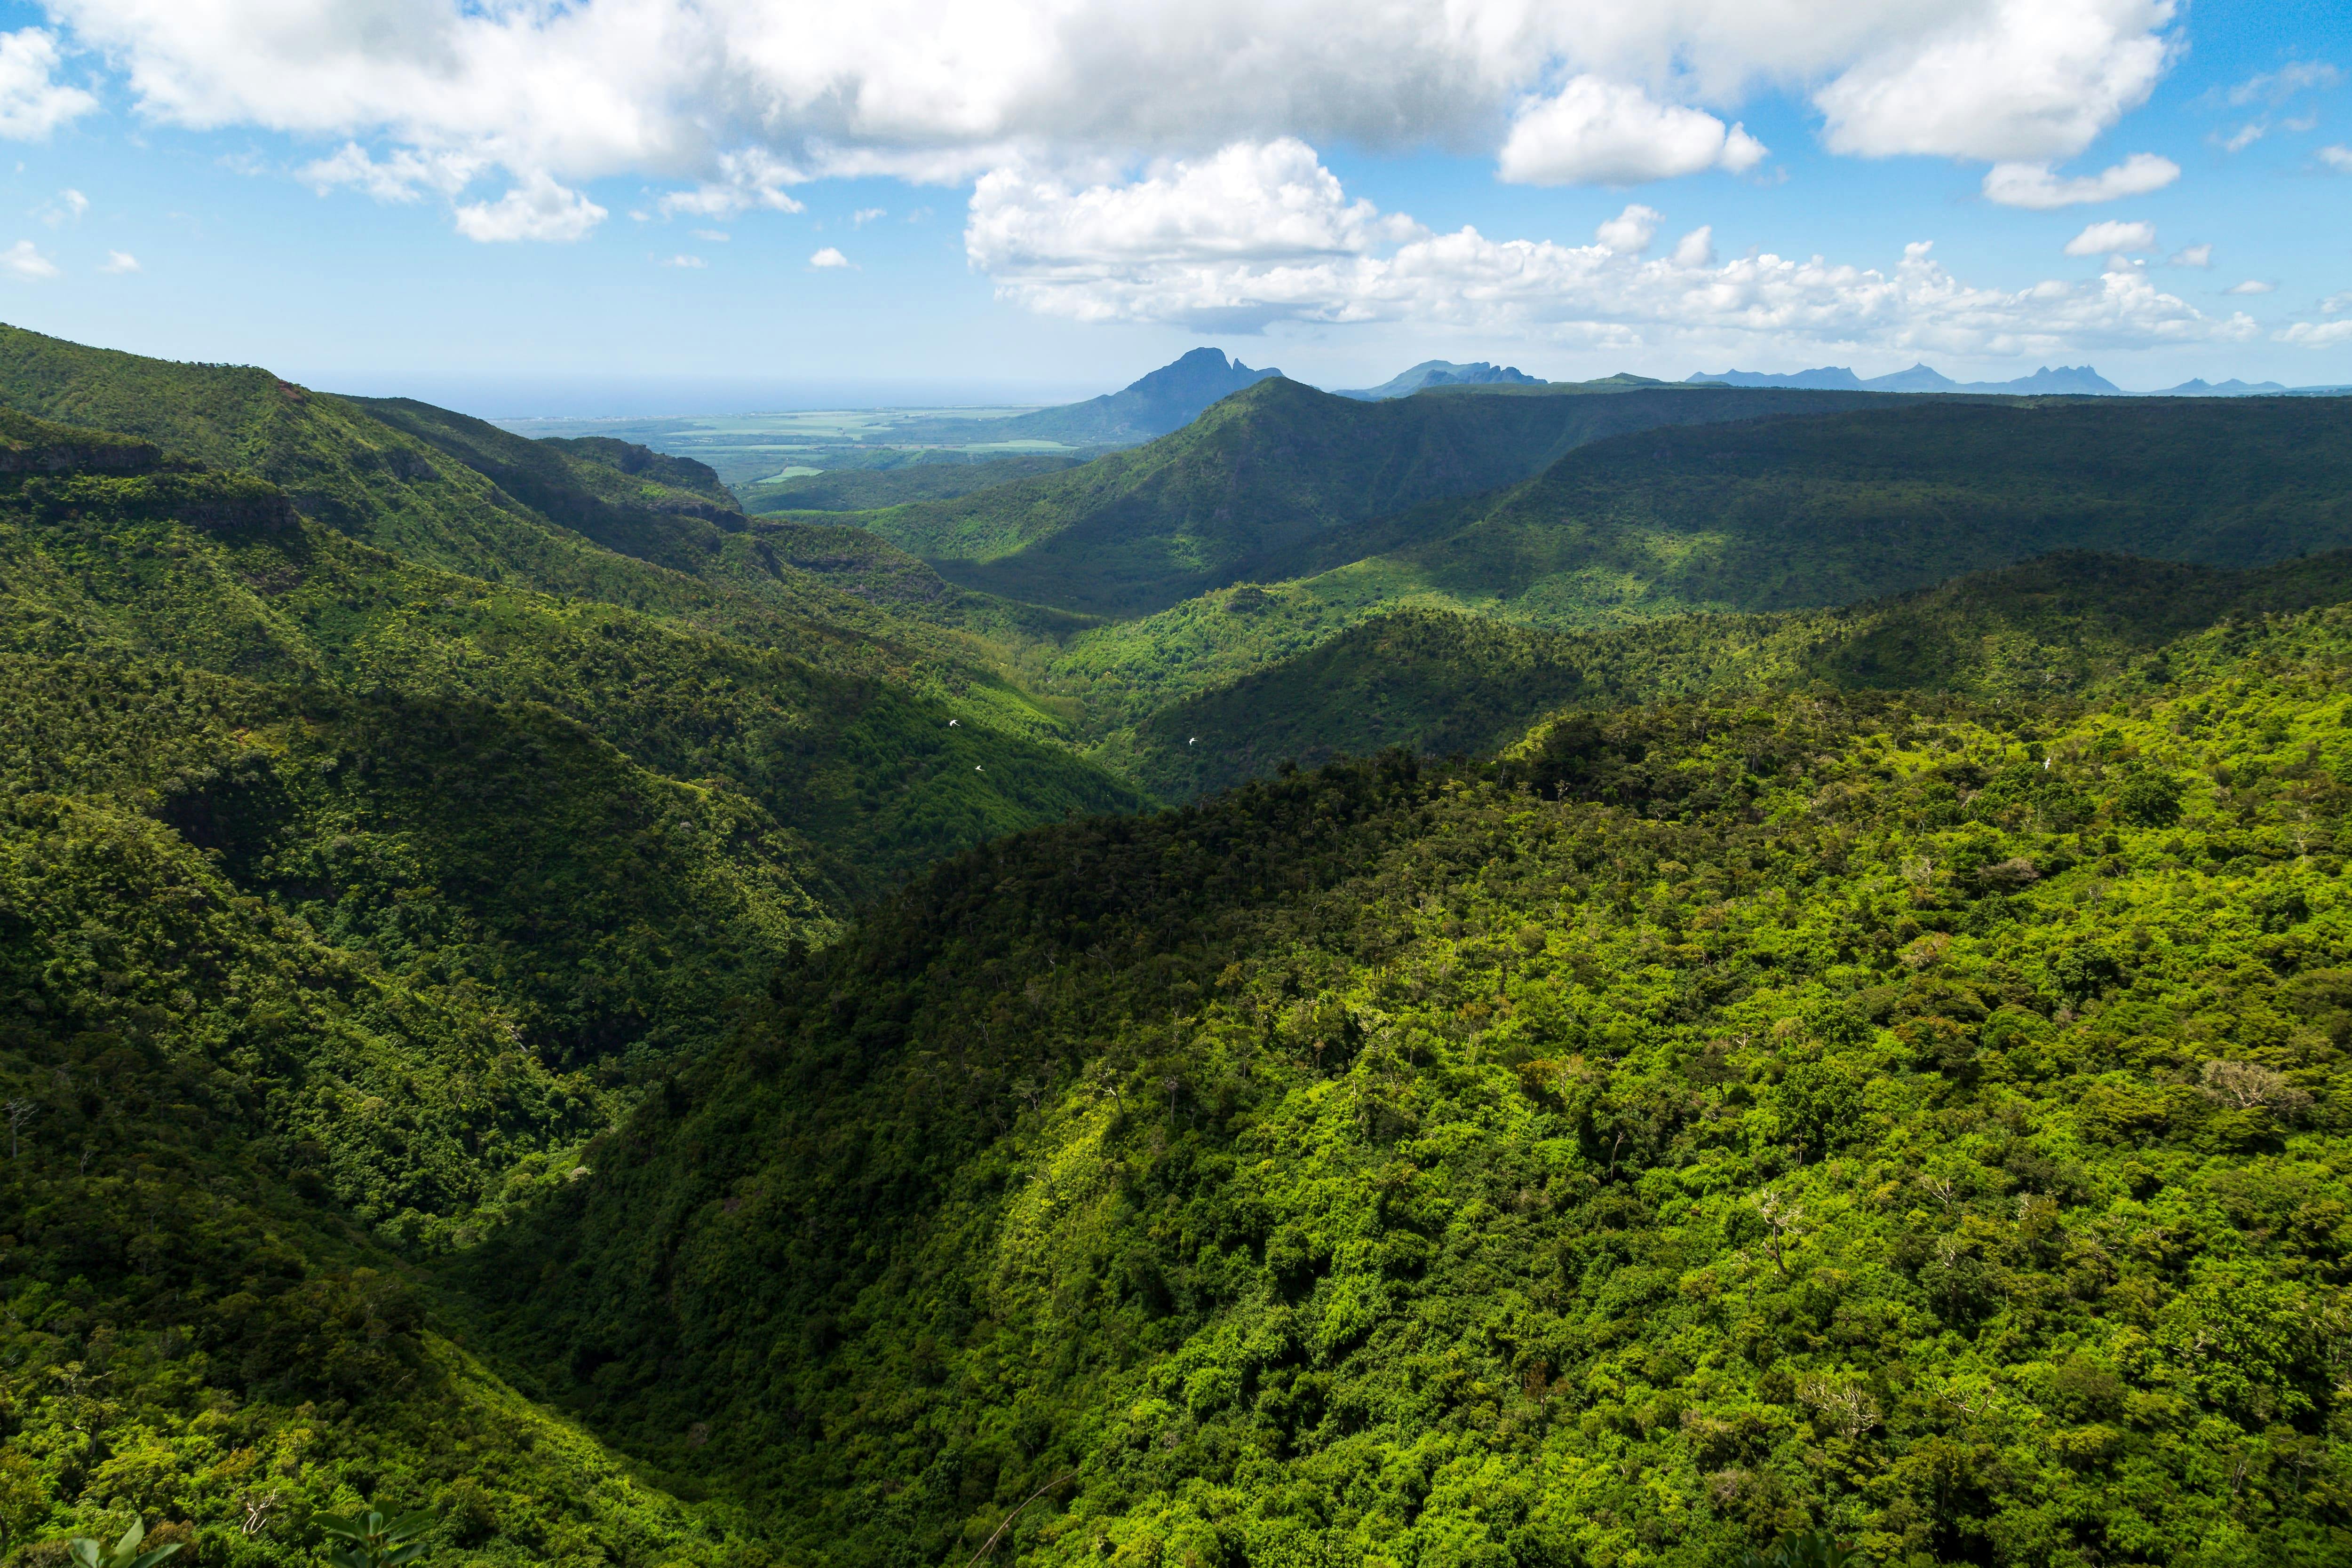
xmin=743 ymin=455 xmax=1084 ymax=515
xmin=472 ymin=600 xmax=2352 ymax=1567
xmin=12 ymin=319 xmax=2352 ymax=1568
xmin=1023 ymin=395 xmax=2352 ymax=781
xmin=1111 ymin=551 xmax=2352 ymax=800
xmin=869 ymin=381 xmax=1882 ymax=615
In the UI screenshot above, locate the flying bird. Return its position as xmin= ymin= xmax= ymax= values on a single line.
xmin=949 ymin=719 xmax=959 ymax=727
xmin=1189 ymin=736 xmax=1197 ymax=745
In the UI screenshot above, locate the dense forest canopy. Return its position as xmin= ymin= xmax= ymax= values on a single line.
xmin=2 ymin=325 xmax=2351 ymax=1568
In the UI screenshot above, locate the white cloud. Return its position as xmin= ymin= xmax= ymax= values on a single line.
xmin=39 ymin=0 xmax=2180 ymax=209
xmin=2277 ymin=319 xmax=2352 ymax=348
xmin=100 ymin=248 xmax=137 ymax=272
xmin=2167 ymin=243 xmax=2209 ymax=268
xmin=0 ymin=238 xmax=57 ymax=279
xmin=966 ymin=141 xmax=1418 ymax=293
xmin=966 ymin=138 xmax=2249 ymax=359
xmin=1498 ymin=77 xmax=1765 ymax=185
xmin=2217 ymin=122 xmax=2264 ymax=153
xmin=300 ymin=143 xmax=483 ymax=202
xmin=851 ymin=207 xmax=885 ymax=226
xmin=1980 ymin=151 xmax=2177 ymax=208
xmin=0 ymin=29 xmax=95 ymax=141
xmin=657 ymin=148 xmax=805 ymax=218
xmin=2321 ymin=145 xmax=2352 ymax=173
xmin=1670 ymin=226 xmax=1716 ymax=268
xmin=1593 ymin=204 xmax=1660 ymax=255
xmin=36 ymin=186 xmax=88 ymax=226
xmin=809 ymin=245 xmax=850 ymax=268
xmin=2062 ymin=219 xmax=2154 ymax=256
xmin=452 ymin=172 xmax=607 ymax=242
xmin=2228 ymin=62 xmax=2340 ymax=106
xmin=662 ymin=253 xmax=705 ymax=267
xmin=1814 ymin=0 xmax=2176 ymax=161
xmin=690 ymin=227 xmax=727 ymax=241
xmin=2224 ymin=279 xmax=2274 ymax=295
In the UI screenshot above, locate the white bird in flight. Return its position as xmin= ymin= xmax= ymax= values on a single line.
xmin=1189 ymin=736 xmax=1198 ymax=745
xmin=949 ymin=719 xmax=960 ymax=727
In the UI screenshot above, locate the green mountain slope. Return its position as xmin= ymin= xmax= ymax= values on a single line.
xmin=468 ymin=602 xmax=2352 ymax=1568
xmin=1344 ymin=395 xmax=2352 ymax=623
xmin=1046 ymin=395 xmax=2352 ymax=740
xmin=1113 ymin=550 xmax=2352 ymax=799
xmin=0 ymin=410 xmax=1140 ymax=894
xmin=0 ymin=324 xmax=1084 ymax=747
xmin=871 ymin=381 xmax=1885 ymax=616
xmin=743 ymin=454 xmax=1084 ymax=514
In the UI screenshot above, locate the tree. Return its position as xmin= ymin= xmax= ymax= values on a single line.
xmin=317 ymin=1506 xmax=433 ymax=1568
xmin=67 ymin=1520 xmax=180 ymax=1568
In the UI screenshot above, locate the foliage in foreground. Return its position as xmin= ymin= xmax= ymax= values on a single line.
xmin=478 ymin=602 xmax=2352 ymax=1568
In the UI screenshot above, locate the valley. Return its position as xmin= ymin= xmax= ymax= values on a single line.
xmin=4 ymin=327 xmax=2352 ymax=1568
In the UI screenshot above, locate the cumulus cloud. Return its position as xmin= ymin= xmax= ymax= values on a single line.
xmin=1670 ymin=226 xmax=1716 ymax=268
xmin=2322 ymin=146 xmax=2352 ymax=173
xmin=966 ymin=139 xmax=2249 ymax=359
xmin=0 ymin=238 xmax=57 ymax=279
xmin=2062 ymin=219 xmax=2154 ymax=256
xmin=809 ymin=245 xmax=850 ymax=268
xmin=39 ymin=0 xmax=2180 ymax=219
xmin=2224 ymin=279 xmax=2274 ymax=295
xmin=2277 ymin=319 xmax=2352 ymax=348
xmin=452 ymin=172 xmax=607 ymax=242
xmin=2168 ymin=243 xmax=2210 ymax=268
xmin=1981 ymin=151 xmax=2177 ymax=208
xmin=691 ymin=227 xmax=727 ymax=241
xmin=301 ymin=143 xmax=483 ymax=202
xmin=0 ymin=29 xmax=95 ymax=140
xmin=1813 ymin=0 xmax=2175 ymax=161
xmin=852 ymin=207 xmax=886 ymax=226
xmin=100 ymin=248 xmax=137 ymax=272
xmin=662 ymin=253 xmax=705 ymax=267
xmin=1498 ymin=78 xmax=1765 ymax=185
xmin=1594 ymin=204 xmax=1661 ymax=255
xmin=656 ymin=148 xmax=805 ymax=217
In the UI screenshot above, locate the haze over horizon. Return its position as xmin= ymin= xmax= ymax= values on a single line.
xmin=0 ymin=0 xmax=2343 ymax=410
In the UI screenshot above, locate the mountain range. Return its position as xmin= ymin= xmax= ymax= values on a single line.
xmin=1334 ymin=359 xmax=1547 ymax=399
xmin=1691 ymin=362 xmax=2309 ymax=396
xmin=7 ymin=319 xmax=2352 ymax=1568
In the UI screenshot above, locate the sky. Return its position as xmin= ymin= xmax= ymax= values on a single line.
xmin=0 ymin=0 xmax=2344 ymax=413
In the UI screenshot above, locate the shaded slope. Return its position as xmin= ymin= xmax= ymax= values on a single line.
xmin=1372 ymin=394 xmax=2352 ymax=621
xmin=1046 ymin=393 xmax=2352 ymax=736
xmin=468 ymin=610 xmax=2352 ymax=1568
xmin=1116 ymin=550 xmax=2352 ymax=798
xmin=0 ymin=422 xmax=1141 ymax=894
xmin=878 ymin=380 xmax=1887 ymax=616
xmin=744 ymin=453 xmax=1085 ymax=513
xmin=0 ymin=323 xmax=1081 ymax=745
xmin=983 ymin=347 xmax=1279 ymax=445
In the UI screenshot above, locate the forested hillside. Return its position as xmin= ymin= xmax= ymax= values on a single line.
xmin=0 ymin=325 xmax=1085 ymax=746
xmin=1039 ymin=396 xmax=2352 ymax=773
xmin=1112 ymin=552 xmax=2352 ymax=799
xmin=471 ymin=595 xmax=2352 ymax=1568
xmin=871 ymin=381 xmax=1884 ymax=615
xmin=9 ymin=315 xmax=2352 ymax=1568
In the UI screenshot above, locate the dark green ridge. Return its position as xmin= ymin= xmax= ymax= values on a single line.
xmin=1118 ymin=549 xmax=2352 ymax=799
xmin=466 ymin=598 xmax=2352 ymax=1568
xmin=869 ymin=380 xmax=1894 ymax=616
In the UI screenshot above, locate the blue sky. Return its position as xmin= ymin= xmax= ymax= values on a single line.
xmin=0 ymin=0 xmax=2345 ymax=413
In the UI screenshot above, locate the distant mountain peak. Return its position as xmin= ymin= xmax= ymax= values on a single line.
xmin=981 ymin=348 xmax=1281 ymax=445
xmin=1335 ymin=360 xmax=1546 ymax=400
xmin=1688 ymin=361 xmax=2122 ymax=396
